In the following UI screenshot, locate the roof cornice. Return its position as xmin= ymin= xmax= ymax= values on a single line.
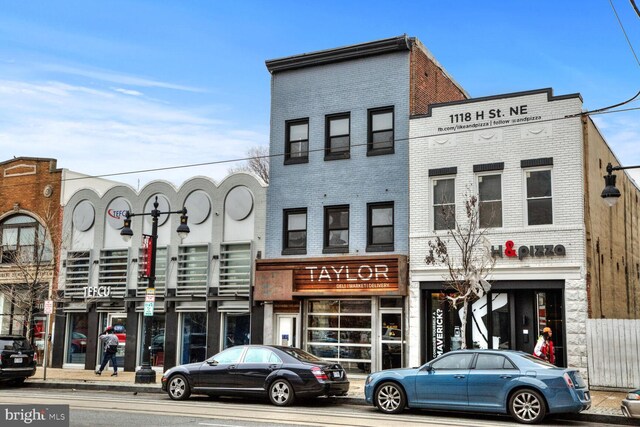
xmin=265 ymin=35 xmax=412 ymax=73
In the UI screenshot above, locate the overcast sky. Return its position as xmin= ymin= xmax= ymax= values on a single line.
xmin=1 ymin=1 xmax=639 ymax=189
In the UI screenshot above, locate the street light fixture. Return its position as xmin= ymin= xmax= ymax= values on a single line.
xmin=120 ymin=196 xmax=189 ymax=384
xmin=601 ymin=162 xmax=640 ymax=207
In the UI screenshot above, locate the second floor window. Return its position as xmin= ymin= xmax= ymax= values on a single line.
xmin=368 ymin=107 xmax=394 ymax=155
xmin=478 ymin=174 xmax=502 ymax=228
xmin=0 ymin=214 xmax=52 ymax=264
xmin=325 ymin=113 xmax=350 ymax=159
xmin=433 ymin=178 xmax=455 ymax=230
xmin=285 ymin=119 xmax=309 ymax=164
xmin=367 ymin=202 xmax=394 ymax=251
xmin=526 ymin=169 xmax=553 ymax=225
xmin=324 ymin=205 xmax=349 ymax=253
xmin=283 ymin=208 xmax=307 ymax=254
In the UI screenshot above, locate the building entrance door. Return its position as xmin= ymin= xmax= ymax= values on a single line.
xmin=379 ymin=310 xmax=403 ymax=370
xmin=276 ymin=314 xmax=299 ymax=348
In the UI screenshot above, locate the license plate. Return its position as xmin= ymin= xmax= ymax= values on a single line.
xmin=332 ymin=371 xmax=342 ymax=379
xmin=14 ymin=358 xmax=23 ymax=364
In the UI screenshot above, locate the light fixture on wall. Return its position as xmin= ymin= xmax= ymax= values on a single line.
xmin=601 ymin=162 xmax=640 ymax=207
xmin=120 ymin=195 xmax=190 ymax=384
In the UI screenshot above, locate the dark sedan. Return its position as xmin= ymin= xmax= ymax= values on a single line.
xmin=161 ymin=345 xmax=349 ymax=406
xmin=365 ymin=349 xmax=590 ymax=424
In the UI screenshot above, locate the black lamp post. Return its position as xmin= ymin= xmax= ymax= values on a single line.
xmin=120 ymin=196 xmax=189 ymax=384
xmin=601 ymin=162 xmax=640 ymax=207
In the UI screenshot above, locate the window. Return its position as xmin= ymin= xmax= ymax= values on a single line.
xmin=177 ymin=245 xmax=209 ymax=296
xmin=285 ymin=119 xmax=309 ymax=164
xmin=324 ymin=205 xmax=349 ymax=253
xmin=368 ymin=107 xmax=394 ymax=155
xmin=431 ymin=353 xmax=474 ymax=370
xmin=283 ymin=209 xmax=307 ymax=255
xmin=325 ymin=113 xmax=350 ymax=160
xmin=0 ymin=214 xmax=52 ymax=264
xmin=433 ymin=178 xmax=455 ymax=230
xmin=137 ymin=247 xmax=167 ymax=296
xmin=211 ymin=345 xmax=244 ymax=364
xmin=478 ymin=174 xmax=502 ymax=228
xmin=367 ymin=202 xmax=394 ymax=252
xmin=64 ymin=251 xmax=91 ymax=298
xmin=98 ymin=249 xmax=129 ymax=297
xmin=244 ymin=347 xmax=282 ymax=364
xmin=219 ymin=243 xmax=251 ymax=297
xmin=474 ymin=353 xmax=514 ymax=370
xmin=526 ymin=169 xmax=552 ymax=225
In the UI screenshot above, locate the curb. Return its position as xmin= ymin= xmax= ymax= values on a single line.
xmin=23 ymin=382 xmax=633 ymax=425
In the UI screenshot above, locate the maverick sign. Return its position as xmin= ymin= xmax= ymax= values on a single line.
xmin=254 ymin=255 xmax=408 ymax=300
xmin=491 ymin=240 xmax=566 ymax=261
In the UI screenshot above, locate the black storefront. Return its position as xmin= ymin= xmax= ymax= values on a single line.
xmin=421 ymin=280 xmax=566 ymax=367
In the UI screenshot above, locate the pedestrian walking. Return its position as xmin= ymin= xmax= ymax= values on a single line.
xmin=96 ymin=326 xmax=119 ymax=376
xmin=533 ymin=326 xmax=555 ymax=364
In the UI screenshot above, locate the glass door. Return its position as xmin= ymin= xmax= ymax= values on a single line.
xmin=379 ymin=310 xmax=402 ymax=370
xmin=103 ymin=314 xmax=126 ymax=368
xmin=276 ymin=314 xmax=299 ymax=348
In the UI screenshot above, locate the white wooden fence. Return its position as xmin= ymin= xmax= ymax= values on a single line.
xmin=586 ymin=319 xmax=640 ymax=389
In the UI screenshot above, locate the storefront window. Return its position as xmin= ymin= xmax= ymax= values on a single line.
xmin=140 ymin=314 xmax=165 ymax=368
xmin=223 ymin=314 xmax=250 ymax=349
xmin=306 ymin=299 xmax=371 ymax=374
xmin=66 ymin=313 xmax=88 ymax=364
xmin=430 ymin=293 xmax=462 ymax=359
xmin=181 ymin=313 xmax=207 ymax=364
xmin=491 ymin=293 xmax=510 ymax=349
xmin=471 ymin=295 xmax=489 ymax=349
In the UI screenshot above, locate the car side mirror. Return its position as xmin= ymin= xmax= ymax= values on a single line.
xmin=420 ymin=364 xmax=433 ymax=372
xmin=206 ymin=359 xmax=219 ymax=366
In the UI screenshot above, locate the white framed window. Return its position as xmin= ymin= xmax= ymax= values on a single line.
xmin=477 ymin=173 xmax=503 ymax=228
xmin=433 ymin=177 xmax=455 ymax=230
xmin=525 ymin=168 xmax=553 ymax=225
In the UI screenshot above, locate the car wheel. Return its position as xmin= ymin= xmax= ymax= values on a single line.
xmin=167 ymin=374 xmax=191 ymax=401
xmin=269 ymin=379 xmax=295 ymax=406
xmin=509 ymin=388 xmax=546 ymax=424
xmin=374 ymin=382 xmax=406 ymax=414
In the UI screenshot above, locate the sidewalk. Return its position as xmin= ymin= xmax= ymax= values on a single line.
xmin=25 ymin=368 xmax=633 ymax=425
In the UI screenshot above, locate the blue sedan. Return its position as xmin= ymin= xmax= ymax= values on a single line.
xmin=364 ymin=350 xmax=591 ymax=424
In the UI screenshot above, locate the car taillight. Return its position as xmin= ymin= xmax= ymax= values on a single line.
xmin=33 ymin=352 xmax=38 ymax=363
xmin=563 ymin=373 xmax=574 ymax=388
xmin=311 ymin=366 xmax=328 ymax=381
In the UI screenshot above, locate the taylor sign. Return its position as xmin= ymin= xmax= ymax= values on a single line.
xmin=305 ymin=264 xmax=389 ymax=282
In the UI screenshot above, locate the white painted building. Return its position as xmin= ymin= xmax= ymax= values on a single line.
xmin=409 ymin=89 xmax=589 ymax=375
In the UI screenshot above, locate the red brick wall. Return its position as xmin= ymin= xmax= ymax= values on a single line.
xmin=410 ymin=44 xmax=467 ymax=116
xmin=0 ymin=157 xmax=63 ymax=290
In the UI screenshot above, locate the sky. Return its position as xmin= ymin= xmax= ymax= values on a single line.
xmin=1 ymin=1 xmax=639 ymax=189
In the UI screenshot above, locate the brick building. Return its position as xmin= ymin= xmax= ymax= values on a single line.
xmin=0 ymin=157 xmax=63 ymax=363
xmin=409 ymin=88 xmax=640 ymax=384
xmin=255 ymin=35 xmax=468 ymax=374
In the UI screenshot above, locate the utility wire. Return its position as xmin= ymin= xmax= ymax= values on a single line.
xmin=610 ymin=0 xmax=640 ymax=68
xmin=1 ymin=104 xmax=638 ymax=191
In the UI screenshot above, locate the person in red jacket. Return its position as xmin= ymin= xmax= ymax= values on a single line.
xmin=534 ymin=326 xmax=556 ymax=364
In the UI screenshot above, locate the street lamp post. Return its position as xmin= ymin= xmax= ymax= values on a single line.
xmin=120 ymin=196 xmax=190 ymax=384
xmin=601 ymin=162 xmax=640 ymax=207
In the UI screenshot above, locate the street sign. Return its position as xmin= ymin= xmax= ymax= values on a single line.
xmin=143 ymin=301 xmax=154 ymax=316
xmin=145 ymin=293 xmax=155 ymax=302
xmin=44 ymin=300 xmax=54 ymax=315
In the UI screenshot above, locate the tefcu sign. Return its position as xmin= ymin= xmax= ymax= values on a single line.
xmin=491 ymin=240 xmax=566 ymax=261
xmin=83 ymin=286 xmax=111 ymax=299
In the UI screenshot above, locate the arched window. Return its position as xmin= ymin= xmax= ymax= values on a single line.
xmin=0 ymin=214 xmax=52 ymax=264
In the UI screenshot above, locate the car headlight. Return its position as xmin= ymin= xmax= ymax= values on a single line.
xmin=627 ymin=392 xmax=640 ymax=400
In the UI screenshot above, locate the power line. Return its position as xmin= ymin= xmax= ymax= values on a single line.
xmin=610 ymin=0 xmax=640 ymax=68
xmin=2 ymin=104 xmax=638 ymax=192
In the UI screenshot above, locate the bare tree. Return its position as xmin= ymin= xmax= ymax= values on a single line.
xmin=0 ymin=203 xmax=61 ymax=343
xmin=424 ymin=195 xmax=495 ymax=349
xmin=227 ymin=146 xmax=269 ymax=184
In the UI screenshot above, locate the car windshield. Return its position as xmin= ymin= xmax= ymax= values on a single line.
xmin=280 ymin=347 xmax=324 ymax=363
xmin=0 ymin=338 xmax=32 ymax=351
xmin=520 ymin=354 xmax=556 ymax=368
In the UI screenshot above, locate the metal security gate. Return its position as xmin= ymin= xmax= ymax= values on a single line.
xmin=586 ymin=319 xmax=640 ymax=389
